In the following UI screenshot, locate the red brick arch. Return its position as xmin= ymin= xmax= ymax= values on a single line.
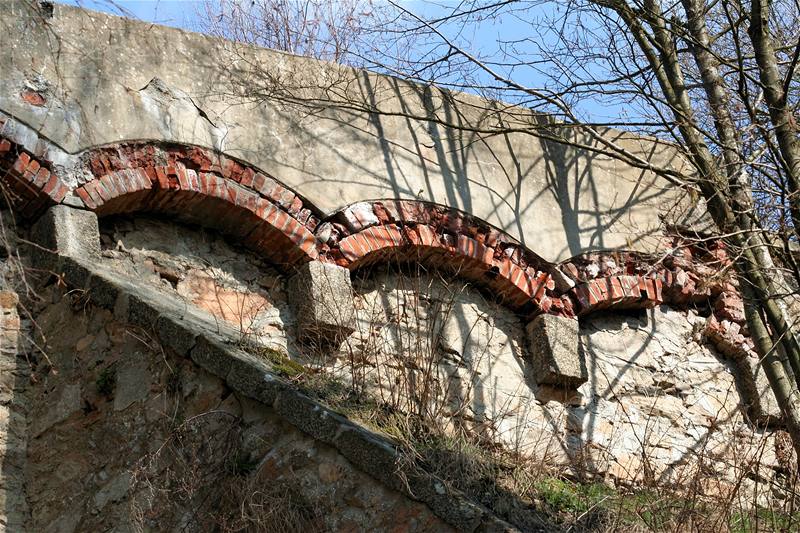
xmin=0 ymin=131 xmax=321 ymax=268
xmin=0 ymin=127 xmax=70 ymax=219
xmin=315 ymin=200 xmax=573 ymax=316
xmin=71 ymin=143 xmax=322 ymax=266
xmin=0 ymin=126 xmax=718 ymax=320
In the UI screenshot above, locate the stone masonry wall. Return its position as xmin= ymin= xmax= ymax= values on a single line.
xmin=85 ymin=217 xmax=791 ymax=506
xmin=0 ymin=290 xmax=29 ymax=530
xmin=0 ymin=199 xmax=789 ymax=532
xmin=24 ymin=281 xmax=452 ymax=533
xmin=334 ymin=271 xmax=787 ymax=503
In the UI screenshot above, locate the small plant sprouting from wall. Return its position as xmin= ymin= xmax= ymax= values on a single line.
xmin=96 ymin=365 xmax=117 ymax=398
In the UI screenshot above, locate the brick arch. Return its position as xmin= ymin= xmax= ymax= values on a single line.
xmin=0 ymin=125 xmax=717 ymax=319
xmin=0 ymin=129 xmax=322 ymax=267
xmin=315 ymin=199 xmax=573 ymax=316
xmin=73 ymin=142 xmax=322 ymax=267
xmin=0 ymin=125 xmax=70 ymax=219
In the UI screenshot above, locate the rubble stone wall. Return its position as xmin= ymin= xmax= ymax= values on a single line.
xmin=82 ymin=216 xmax=789 ymax=506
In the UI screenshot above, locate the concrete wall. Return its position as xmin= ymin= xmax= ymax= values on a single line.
xmin=0 ymin=1 xmax=696 ymax=262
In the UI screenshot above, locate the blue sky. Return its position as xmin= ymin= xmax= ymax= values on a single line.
xmin=55 ymin=0 xmax=203 ymax=29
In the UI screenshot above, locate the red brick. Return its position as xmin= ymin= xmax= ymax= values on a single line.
xmin=339 ymin=235 xmax=361 ymax=263
xmin=51 ymin=183 xmax=69 ymax=203
xmin=42 ymin=173 xmax=60 ymax=197
xmin=609 ymin=277 xmax=624 ymax=301
xmin=275 ymin=187 xmax=295 ymax=210
xmin=295 ymin=229 xmax=319 ymax=258
xmin=93 ymin=179 xmax=113 ymax=202
xmin=642 ymin=278 xmax=658 ymax=301
xmin=206 ymin=175 xmax=222 ymax=198
xmin=283 ymin=217 xmax=304 ymax=244
xmin=267 ymin=209 xmax=292 ymax=234
xmin=538 ymin=296 xmax=552 ymax=314
xmin=416 ymin=225 xmax=438 ymax=247
xmin=32 ymin=167 xmax=50 ymax=189
xmin=288 ymin=195 xmax=303 ymax=215
xmin=83 ymin=180 xmax=105 ymax=207
xmin=109 ymin=172 xmax=128 ymax=197
xmin=653 ymin=279 xmax=663 ymax=302
xmin=109 ymin=173 xmax=126 ymax=197
xmin=142 ymin=166 xmax=157 ymax=186
xmin=136 ymin=168 xmax=153 ymax=190
xmin=254 ymin=198 xmax=277 ymax=221
xmin=235 ymin=187 xmax=258 ymax=212
xmin=495 ymin=257 xmax=512 ymax=280
xmin=353 ymin=231 xmax=376 ymax=255
xmin=457 ymin=235 xmax=476 ymax=260
xmin=21 ymin=159 xmax=40 ymax=182
xmin=296 ymin=208 xmax=312 ymax=225
xmin=155 ymin=167 xmax=170 ymax=189
xmin=240 ymin=168 xmax=255 ymax=188
xmin=367 ymin=225 xmax=401 ymax=249
xmin=12 ymin=152 xmax=30 ymax=174
xmin=186 ymin=169 xmax=200 ymax=191
xmin=76 ymin=187 xmax=96 ymax=209
xmin=0 ymin=139 xmax=10 ymax=153
xmin=532 ymin=272 xmax=550 ymax=301
xmin=176 ymin=167 xmax=190 ymax=190
xmin=252 ymin=173 xmax=274 ymax=196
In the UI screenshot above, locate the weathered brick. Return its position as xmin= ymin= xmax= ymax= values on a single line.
xmin=22 ymin=159 xmax=40 ymax=181
xmin=42 ymin=174 xmax=61 ymax=197
xmin=75 ymin=187 xmax=96 ymax=209
xmin=12 ymin=152 xmax=30 ymax=174
xmin=33 ymin=167 xmax=51 ymax=189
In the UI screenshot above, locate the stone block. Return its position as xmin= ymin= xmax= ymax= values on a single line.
xmin=226 ymin=351 xmax=286 ymax=406
xmin=287 ymin=261 xmax=355 ymax=344
xmin=30 ymin=205 xmax=100 ymax=268
xmin=334 ymin=425 xmax=403 ymax=492
xmin=190 ymin=336 xmax=234 ymax=378
xmin=753 ymin=362 xmax=781 ymax=421
xmin=274 ymin=388 xmax=349 ymax=445
xmin=0 ymin=291 xmax=18 ymax=310
xmin=526 ymin=314 xmax=586 ymax=387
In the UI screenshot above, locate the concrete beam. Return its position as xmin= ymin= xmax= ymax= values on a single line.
xmin=287 ymin=261 xmax=355 ymax=345
xmin=526 ymin=314 xmax=587 ymax=387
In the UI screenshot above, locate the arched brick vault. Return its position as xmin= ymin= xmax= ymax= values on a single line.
xmin=0 ymin=129 xmax=745 ymax=336
xmin=73 ymin=143 xmax=321 ymax=266
xmin=0 ymin=132 xmax=321 ymax=268
xmin=0 ymin=133 xmax=70 ymax=219
xmin=315 ymin=199 xmax=568 ymax=315
xmin=314 ymin=199 xmax=743 ymax=324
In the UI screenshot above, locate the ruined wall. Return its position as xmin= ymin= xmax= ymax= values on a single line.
xmin=0 ymin=198 xmax=775 ymax=532
xmin=68 ymin=216 xmax=789 ymax=508
xmin=0 ymin=2 xmax=793 ymax=531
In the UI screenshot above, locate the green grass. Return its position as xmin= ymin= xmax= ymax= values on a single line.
xmin=248 ymin=345 xmax=307 ymax=378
